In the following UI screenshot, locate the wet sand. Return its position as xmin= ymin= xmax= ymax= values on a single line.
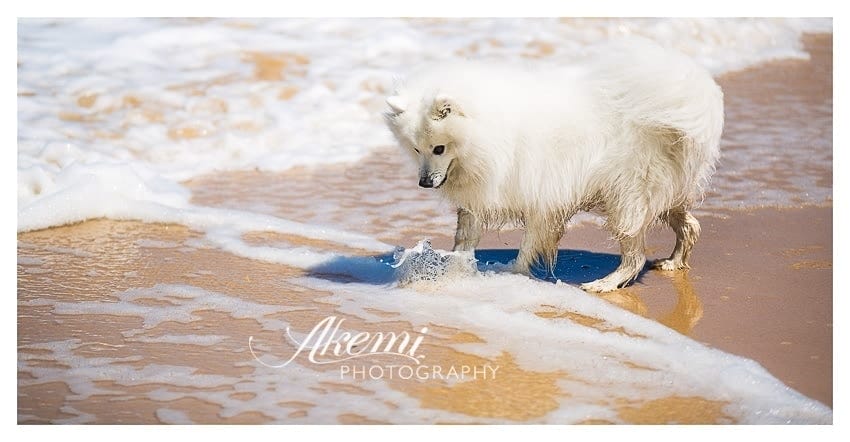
xmin=16 ymin=208 xmax=832 ymax=423
xmin=20 ymin=211 xmax=813 ymax=424
xmin=18 ymin=34 xmax=833 ymax=422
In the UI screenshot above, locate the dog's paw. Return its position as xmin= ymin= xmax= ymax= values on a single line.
xmin=580 ymin=279 xmax=620 ymax=293
xmin=512 ymin=263 xmax=533 ymax=277
xmin=652 ymin=259 xmax=689 ymax=271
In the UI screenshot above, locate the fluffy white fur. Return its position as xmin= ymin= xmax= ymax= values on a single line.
xmin=385 ymin=38 xmax=724 ymax=292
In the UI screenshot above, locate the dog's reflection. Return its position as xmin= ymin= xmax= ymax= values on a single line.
xmin=598 ymin=270 xmax=703 ymax=336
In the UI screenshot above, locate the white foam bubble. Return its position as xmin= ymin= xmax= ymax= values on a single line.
xmin=129 ymin=334 xmax=228 ymax=346
xmin=135 ymin=239 xmax=181 ymax=249
xmin=17 ymin=256 xmax=44 ymax=266
xmin=46 ymin=284 xmax=300 ymax=337
xmin=391 ymin=239 xmax=478 ymax=287
xmin=155 ymin=408 xmax=194 ymax=424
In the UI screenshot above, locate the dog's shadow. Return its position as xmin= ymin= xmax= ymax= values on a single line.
xmin=474 ymin=249 xmax=650 ymax=284
xmin=306 ymin=249 xmax=650 ymax=286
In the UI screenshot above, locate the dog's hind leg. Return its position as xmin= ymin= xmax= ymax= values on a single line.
xmin=654 ymin=208 xmax=701 ymax=271
xmin=514 ymin=217 xmax=564 ymax=277
xmin=581 ymin=230 xmax=648 ymax=293
xmin=453 ymin=207 xmax=482 ymax=252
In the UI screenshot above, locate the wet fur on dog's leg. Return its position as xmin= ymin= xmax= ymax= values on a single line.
xmin=453 ymin=207 xmax=482 ymax=252
xmin=515 ymin=217 xmax=564 ymax=277
xmin=655 ymin=209 xmax=701 ymax=270
xmin=581 ymin=229 xmax=647 ymax=292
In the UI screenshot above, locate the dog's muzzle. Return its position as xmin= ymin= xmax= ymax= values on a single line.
xmin=419 ymin=173 xmax=446 ymax=189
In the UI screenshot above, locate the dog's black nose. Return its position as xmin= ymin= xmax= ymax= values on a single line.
xmin=419 ymin=176 xmax=433 ymax=188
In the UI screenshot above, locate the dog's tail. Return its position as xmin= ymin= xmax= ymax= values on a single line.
xmin=588 ymin=38 xmax=724 ymax=198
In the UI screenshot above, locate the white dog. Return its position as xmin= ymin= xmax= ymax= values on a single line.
xmin=384 ymin=38 xmax=723 ymax=292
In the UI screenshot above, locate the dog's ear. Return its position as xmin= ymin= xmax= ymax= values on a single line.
xmin=386 ymin=95 xmax=407 ymax=114
xmin=431 ymin=94 xmax=463 ymax=120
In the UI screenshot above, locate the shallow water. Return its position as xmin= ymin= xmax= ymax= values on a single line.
xmin=17 ymin=18 xmax=833 ymax=423
xmin=16 ymin=220 xmax=832 ymax=423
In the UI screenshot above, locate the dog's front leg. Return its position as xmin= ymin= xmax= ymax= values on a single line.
xmin=453 ymin=207 xmax=482 ymax=252
xmin=514 ymin=217 xmax=564 ymax=277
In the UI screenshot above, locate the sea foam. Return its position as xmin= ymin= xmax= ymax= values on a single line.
xmin=18 ymin=18 xmax=831 ymax=233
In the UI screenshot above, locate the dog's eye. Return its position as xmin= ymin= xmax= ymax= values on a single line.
xmin=433 ymin=145 xmax=445 ymax=155
xmin=414 ymin=148 xmax=420 ymax=154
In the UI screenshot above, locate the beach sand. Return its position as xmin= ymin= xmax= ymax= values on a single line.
xmin=17 ymin=34 xmax=832 ymax=423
